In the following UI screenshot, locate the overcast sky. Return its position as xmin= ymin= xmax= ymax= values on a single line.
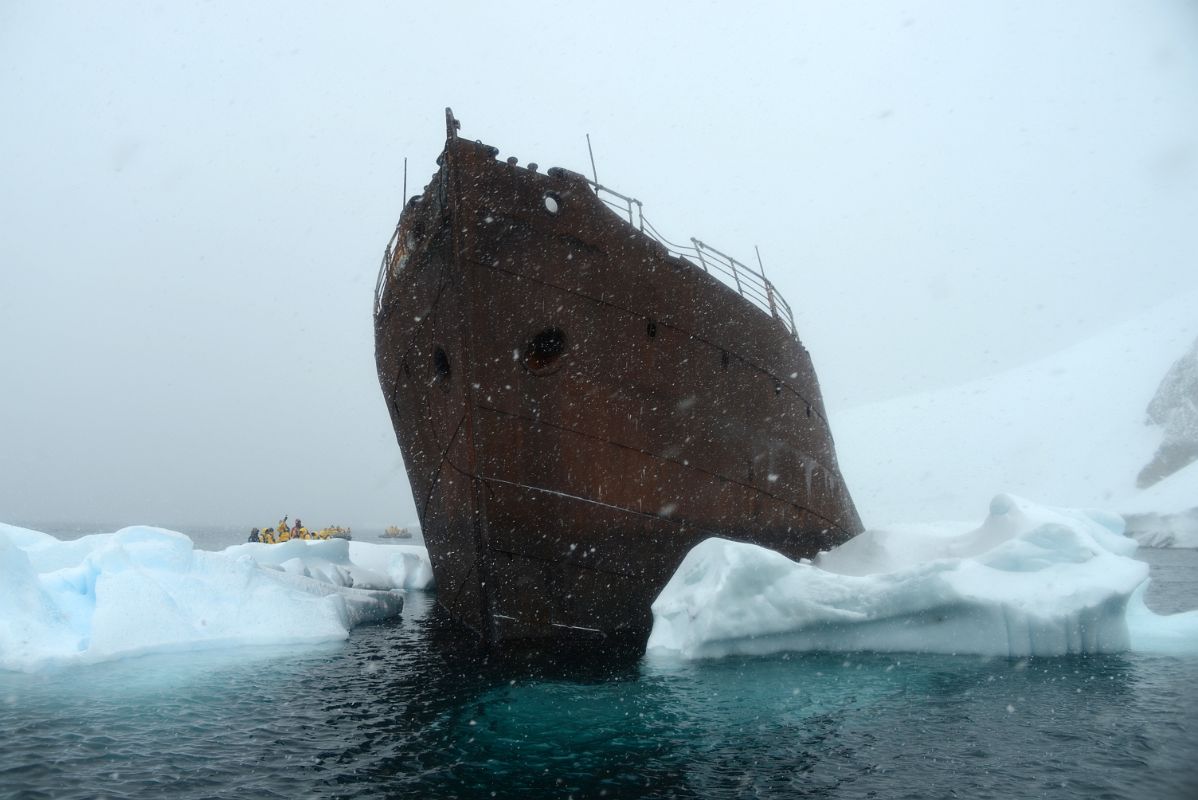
xmin=2 ymin=1 xmax=1196 ymax=530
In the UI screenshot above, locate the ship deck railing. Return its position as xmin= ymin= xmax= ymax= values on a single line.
xmin=374 ymin=179 xmax=799 ymax=341
xmin=375 ymin=226 xmax=402 ymax=317
xmin=586 ymin=179 xmax=798 ymax=339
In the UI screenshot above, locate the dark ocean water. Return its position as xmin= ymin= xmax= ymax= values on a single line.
xmin=1 ymin=539 xmax=1195 ymax=799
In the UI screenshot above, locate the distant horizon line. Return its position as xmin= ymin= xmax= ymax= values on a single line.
xmin=2 ymin=518 xmax=422 ymax=536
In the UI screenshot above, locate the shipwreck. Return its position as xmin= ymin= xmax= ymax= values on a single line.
xmin=374 ymin=110 xmax=862 ymax=647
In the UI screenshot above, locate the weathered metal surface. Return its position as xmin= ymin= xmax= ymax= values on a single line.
xmin=374 ymin=111 xmax=863 ymax=647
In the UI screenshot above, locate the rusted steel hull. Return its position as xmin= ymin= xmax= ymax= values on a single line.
xmin=374 ymin=117 xmax=862 ymax=647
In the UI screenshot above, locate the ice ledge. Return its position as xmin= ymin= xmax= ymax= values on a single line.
xmin=0 ymin=524 xmax=432 ymax=673
xmin=647 ymin=494 xmax=1197 ymax=660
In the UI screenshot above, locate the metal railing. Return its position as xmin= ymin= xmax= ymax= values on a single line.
xmin=375 ymin=178 xmax=799 ymax=340
xmin=374 ymin=223 xmax=403 ymax=317
xmin=586 ymin=179 xmax=798 ymax=338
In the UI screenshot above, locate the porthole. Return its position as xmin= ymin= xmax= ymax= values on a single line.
xmin=721 ymin=351 xmax=730 ymax=370
xmin=432 ymin=346 xmax=451 ymax=387
xmin=523 ymin=327 xmax=567 ymax=374
xmin=543 ymin=193 xmax=560 ymax=215
xmin=646 ymin=319 xmax=658 ymax=339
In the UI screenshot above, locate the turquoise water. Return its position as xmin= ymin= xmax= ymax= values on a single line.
xmin=1 ymin=546 xmax=1195 ymax=799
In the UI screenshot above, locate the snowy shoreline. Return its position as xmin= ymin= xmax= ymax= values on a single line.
xmin=1123 ymin=507 xmax=1198 ymax=549
xmin=833 ymin=292 xmax=1198 ymax=532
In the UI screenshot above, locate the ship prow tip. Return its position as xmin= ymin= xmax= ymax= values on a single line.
xmin=445 ymin=107 xmax=460 ymax=140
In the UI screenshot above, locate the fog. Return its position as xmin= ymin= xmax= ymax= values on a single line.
xmin=2 ymin=1 xmax=1196 ymax=530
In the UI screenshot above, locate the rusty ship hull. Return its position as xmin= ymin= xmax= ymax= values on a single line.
xmin=374 ymin=112 xmax=862 ymax=647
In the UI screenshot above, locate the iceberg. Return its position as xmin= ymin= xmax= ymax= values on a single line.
xmin=647 ymin=495 xmax=1198 ymax=660
xmin=0 ymin=523 xmax=432 ymax=672
xmin=219 ymin=537 xmax=435 ymax=592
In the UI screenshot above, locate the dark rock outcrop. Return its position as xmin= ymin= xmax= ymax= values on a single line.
xmin=1137 ymin=335 xmax=1198 ymax=488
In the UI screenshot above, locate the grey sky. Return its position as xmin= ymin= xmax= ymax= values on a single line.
xmin=2 ymin=1 xmax=1196 ymax=529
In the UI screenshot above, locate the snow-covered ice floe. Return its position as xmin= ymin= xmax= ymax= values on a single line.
xmin=220 ymin=538 xmax=435 ymax=592
xmin=0 ymin=523 xmax=433 ymax=672
xmin=647 ymin=495 xmax=1198 ymax=661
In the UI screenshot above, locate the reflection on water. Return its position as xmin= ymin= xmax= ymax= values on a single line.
xmin=2 ymin=565 xmax=1197 ymax=798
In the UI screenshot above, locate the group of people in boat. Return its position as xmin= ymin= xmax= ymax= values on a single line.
xmin=382 ymin=525 xmax=413 ymax=539
xmin=248 ymin=516 xmax=351 ymax=544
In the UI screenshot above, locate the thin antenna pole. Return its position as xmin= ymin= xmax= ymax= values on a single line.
xmin=586 ymin=133 xmax=599 ymax=191
xmin=402 ymin=157 xmax=408 ymax=203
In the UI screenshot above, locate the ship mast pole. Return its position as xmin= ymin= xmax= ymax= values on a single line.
xmin=586 ymin=133 xmax=599 ymax=192
xmin=402 ymin=157 xmax=407 ymax=204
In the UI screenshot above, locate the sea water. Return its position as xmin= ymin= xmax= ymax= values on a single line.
xmin=1 ymin=538 xmax=1194 ymax=799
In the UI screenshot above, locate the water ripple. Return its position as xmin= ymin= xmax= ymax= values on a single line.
xmin=2 ymin=581 xmax=1197 ymax=798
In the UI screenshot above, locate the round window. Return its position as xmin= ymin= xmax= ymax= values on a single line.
xmin=523 ymin=327 xmax=567 ymax=374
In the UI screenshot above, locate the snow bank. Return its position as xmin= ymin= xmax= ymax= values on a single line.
xmin=647 ymin=495 xmax=1198 ymax=660
xmin=834 ymin=292 xmax=1198 ymax=527
xmin=0 ymin=523 xmax=432 ymax=672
